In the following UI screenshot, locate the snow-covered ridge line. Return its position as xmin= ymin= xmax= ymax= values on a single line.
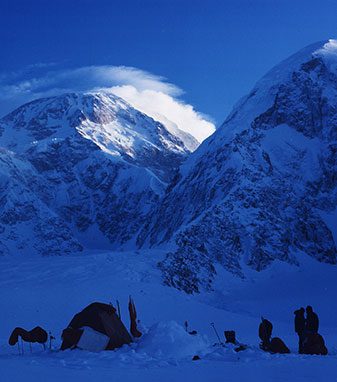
xmin=139 ymin=39 xmax=337 ymax=293
xmin=2 ymin=40 xmax=337 ymax=296
xmin=0 ymin=91 xmax=197 ymax=256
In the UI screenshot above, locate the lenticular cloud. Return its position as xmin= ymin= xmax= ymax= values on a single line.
xmin=0 ymin=65 xmax=215 ymax=142
xmin=107 ymin=85 xmax=215 ymax=143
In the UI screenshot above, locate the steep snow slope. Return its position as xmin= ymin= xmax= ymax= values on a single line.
xmin=0 ymin=149 xmax=82 ymax=256
xmin=140 ymin=40 xmax=337 ymax=293
xmin=0 ymin=92 xmax=197 ymax=255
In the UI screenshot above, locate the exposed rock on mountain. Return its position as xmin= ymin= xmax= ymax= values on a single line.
xmin=3 ymin=41 xmax=337 ymax=295
xmin=0 ymin=92 xmax=197 ymax=255
xmin=141 ymin=40 xmax=337 ymax=293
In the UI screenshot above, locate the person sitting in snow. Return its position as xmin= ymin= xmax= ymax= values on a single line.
xmin=294 ymin=307 xmax=306 ymax=353
xmin=302 ymin=332 xmax=328 ymax=355
xmin=259 ymin=317 xmax=290 ymax=354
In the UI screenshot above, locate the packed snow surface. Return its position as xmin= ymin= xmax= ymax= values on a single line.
xmin=0 ymin=249 xmax=337 ymax=381
xmin=2 ymin=39 xmax=337 ymax=381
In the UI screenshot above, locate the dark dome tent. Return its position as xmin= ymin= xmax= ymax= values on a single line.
xmin=61 ymin=302 xmax=133 ymax=351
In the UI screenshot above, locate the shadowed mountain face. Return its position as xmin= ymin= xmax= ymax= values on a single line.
xmin=2 ymin=41 xmax=337 ymax=295
xmin=0 ymin=92 xmax=197 ymax=256
xmin=140 ymin=40 xmax=337 ymax=293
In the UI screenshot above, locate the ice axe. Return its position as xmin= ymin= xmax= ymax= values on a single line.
xmin=210 ymin=322 xmax=224 ymax=346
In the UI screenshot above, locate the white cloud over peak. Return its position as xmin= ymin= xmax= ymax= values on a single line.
xmin=0 ymin=65 xmax=215 ymax=143
xmin=109 ymin=85 xmax=214 ymax=142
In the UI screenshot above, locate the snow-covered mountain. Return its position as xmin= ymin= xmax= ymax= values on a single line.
xmin=0 ymin=92 xmax=198 ymax=256
xmin=3 ymin=41 xmax=337 ymax=294
xmin=140 ymin=40 xmax=337 ymax=293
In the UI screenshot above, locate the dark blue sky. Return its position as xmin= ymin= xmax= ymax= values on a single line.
xmin=1 ymin=0 xmax=337 ymax=125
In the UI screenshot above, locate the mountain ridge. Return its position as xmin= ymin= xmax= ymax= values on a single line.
xmin=140 ymin=39 xmax=337 ymax=293
xmin=0 ymin=91 xmax=196 ymax=256
xmin=1 ymin=41 xmax=337 ymax=295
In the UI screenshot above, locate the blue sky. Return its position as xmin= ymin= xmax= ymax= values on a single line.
xmin=1 ymin=0 xmax=337 ymax=127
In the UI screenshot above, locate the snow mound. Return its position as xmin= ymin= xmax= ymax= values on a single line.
xmin=137 ymin=321 xmax=209 ymax=359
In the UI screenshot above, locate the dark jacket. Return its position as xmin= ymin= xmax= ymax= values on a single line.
xmin=294 ymin=309 xmax=306 ymax=334
xmin=303 ymin=333 xmax=328 ymax=355
xmin=259 ymin=319 xmax=273 ymax=343
xmin=306 ymin=311 xmax=319 ymax=333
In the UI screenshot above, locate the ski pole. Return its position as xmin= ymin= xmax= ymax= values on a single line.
xmin=117 ymin=300 xmax=121 ymax=320
xmin=49 ymin=331 xmax=55 ymax=350
xmin=210 ymin=322 xmax=222 ymax=344
xmin=20 ymin=337 xmax=24 ymax=355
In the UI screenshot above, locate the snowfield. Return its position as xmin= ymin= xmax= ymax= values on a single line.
xmin=2 ymin=39 xmax=337 ymax=381
xmin=0 ymin=250 xmax=337 ymax=381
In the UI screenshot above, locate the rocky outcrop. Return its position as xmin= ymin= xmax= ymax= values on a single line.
xmin=0 ymin=92 xmax=197 ymax=255
xmin=142 ymin=40 xmax=337 ymax=292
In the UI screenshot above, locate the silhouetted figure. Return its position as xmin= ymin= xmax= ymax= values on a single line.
xmin=302 ymin=306 xmax=327 ymax=355
xmin=306 ymin=306 xmax=319 ymax=334
xmin=259 ymin=317 xmax=290 ymax=354
xmin=303 ymin=333 xmax=328 ymax=355
xmin=259 ymin=317 xmax=273 ymax=350
xmin=294 ymin=307 xmax=306 ymax=353
xmin=269 ymin=337 xmax=290 ymax=354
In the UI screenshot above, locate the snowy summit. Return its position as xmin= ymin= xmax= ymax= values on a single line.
xmin=140 ymin=39 xmax=337 ymax=292
xmin=0 ymin=92 xmax=197 ymax=256
xmin=1 ymin=33 xmax=337 ymax=382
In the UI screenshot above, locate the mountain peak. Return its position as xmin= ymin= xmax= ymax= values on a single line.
xmin=143 ymin=39 xmax=337 ymax=293
xmin=314 ymin=38 xmax=337 ymax=58
xmin=253 ymin=39 xmax=337 ymax=94
xmin=0 ymin=89 xmax=198 ymax=256
xmin=0 ymin=91 xmax=198 ymax=181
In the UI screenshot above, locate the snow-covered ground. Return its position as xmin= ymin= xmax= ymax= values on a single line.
xmin=1 ymin=250 xmax=337 ymax=381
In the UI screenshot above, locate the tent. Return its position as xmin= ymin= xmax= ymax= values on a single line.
xmin=61 ymin=302 xmax=133 ymax=351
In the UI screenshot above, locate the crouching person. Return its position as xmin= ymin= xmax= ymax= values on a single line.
xmin=302 ymin=333 xmax=328 ymax=356
xmin=258 ymin=317 xmax=290 ymax=354
xmin=269 ymin=337 xmax=290 ymax=354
